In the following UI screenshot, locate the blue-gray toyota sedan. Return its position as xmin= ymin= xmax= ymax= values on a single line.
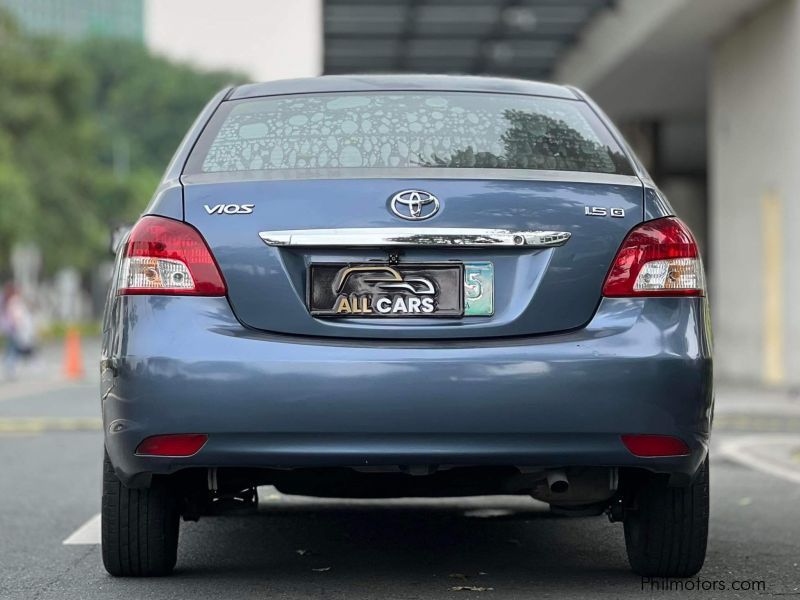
xmin=100 ymin=75 xmax=712 ymax=578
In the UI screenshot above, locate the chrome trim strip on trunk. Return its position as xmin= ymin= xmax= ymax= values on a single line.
xmin=259 ymin=228 xmax=571 ymax=248
xmin=184 ymin=169 xmax=642 ymax=186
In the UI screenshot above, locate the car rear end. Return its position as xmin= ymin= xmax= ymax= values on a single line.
xmin=100 ymin=77 xmax=712 ymax=578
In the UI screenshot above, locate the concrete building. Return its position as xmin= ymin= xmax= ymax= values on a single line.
xmin=552 ymin=0 xmax=796 ymax=388
xmin=322 ymin=0 xmax=797 ymax=389
xmin=145 ymin=0 xmax=322 ymax=82
xmin=0 ymin=0 xmax=143 ymax=40
xmin=0 ymin=0 xmax=323 ymax=82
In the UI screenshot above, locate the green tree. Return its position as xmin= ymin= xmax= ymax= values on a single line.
xmin=0 ymin=10 xmax=243 ymax=276
xmin=71 ymin=39 xmax=240 ymax=172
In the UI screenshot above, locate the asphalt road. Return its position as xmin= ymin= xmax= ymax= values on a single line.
xmin=1 ymin=372 xmax=799 ymax=599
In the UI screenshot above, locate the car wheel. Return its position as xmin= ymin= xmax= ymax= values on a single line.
xmin=101 ymin=450 xmax=179 ymax=577
xmin=623 ymin=456 xmax=709 ymax=577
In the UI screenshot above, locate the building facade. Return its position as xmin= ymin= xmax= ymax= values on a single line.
xmin=325 ymin=0 xmax=798 ymax=389
xmin=0 ymin=0 xmax=143 ymax=41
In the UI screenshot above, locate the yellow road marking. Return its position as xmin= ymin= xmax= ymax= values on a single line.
xmin=762 ymin=192 xmax=784 ymax=385
xmin=0 ymin=417 xmax=102 ymax=434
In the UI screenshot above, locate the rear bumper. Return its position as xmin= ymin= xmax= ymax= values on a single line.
xmin=101 ymin=296 xmax=713 ymax=487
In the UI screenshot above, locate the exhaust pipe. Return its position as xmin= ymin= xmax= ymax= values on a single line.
xmin=546 ymin=470 xmax=569 ymax=494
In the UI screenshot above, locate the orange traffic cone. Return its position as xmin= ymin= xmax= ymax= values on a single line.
xmin=63 ymin=327 xmax=84 ymax=380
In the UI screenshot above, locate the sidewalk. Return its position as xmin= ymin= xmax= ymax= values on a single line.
xmin=715 ymin=382 xmax=800 ymax=415
xmin=715 ymin=383 xmax=800 ymax=433
xmin=0 ymin=336 xmax=100 ymax=401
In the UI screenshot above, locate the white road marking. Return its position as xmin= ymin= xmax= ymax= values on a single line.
xmin=63 ymin=513 xmax=101 ymax=545
xmin=719 ymin=434 xmax=800 ymax=485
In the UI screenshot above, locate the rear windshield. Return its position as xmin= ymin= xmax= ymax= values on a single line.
xmin=185 ymin=91 xmax=633 ymax=176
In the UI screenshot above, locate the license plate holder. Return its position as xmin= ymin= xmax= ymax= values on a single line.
xmin=308 ymin=263 xmax=464 ymax=318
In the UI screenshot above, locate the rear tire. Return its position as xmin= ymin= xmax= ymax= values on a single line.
xmin=623 ymin=457 xmax=709 ymax=577
xmin=101 ymin=450 xmax=179 ymax=577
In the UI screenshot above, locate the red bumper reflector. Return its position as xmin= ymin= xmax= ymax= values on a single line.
xmin=621 ymin=434 xmax=690 ymax=457
xmin=135 ymin=434 xmax=208 ymax=457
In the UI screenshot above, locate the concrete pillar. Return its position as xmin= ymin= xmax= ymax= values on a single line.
xmin=661 ymin=177 xmax=707 ymax=258
xmin=619 ymin=119 xmax=708 ymax=256
xmin=710 ymin=0 xmax=800 ymax=387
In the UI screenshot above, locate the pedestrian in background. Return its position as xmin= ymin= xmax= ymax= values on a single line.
xmin=1 ymin=283 xmax=36 ymax=380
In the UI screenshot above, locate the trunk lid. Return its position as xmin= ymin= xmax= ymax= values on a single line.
xmin=183 ymin=175 xmax=643 ymax=339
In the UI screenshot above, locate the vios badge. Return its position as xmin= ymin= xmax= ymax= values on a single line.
xmin=204 ymin=203 xmax=254 ymax=215
xmin=390 ymin=190 xmax=439 ymax=220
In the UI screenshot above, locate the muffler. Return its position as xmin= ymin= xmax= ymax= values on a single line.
xmin=546 ymin=469 xmax=569 ymax=494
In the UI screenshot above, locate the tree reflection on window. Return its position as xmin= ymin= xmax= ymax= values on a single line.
xmin=416 ymin=110 xmax=625 ymax=173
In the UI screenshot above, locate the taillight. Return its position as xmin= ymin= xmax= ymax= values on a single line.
xmin=117 ymin=216 xmax=226 ymax=296
xmin=602 ymin=217 xmax=704 ymax=297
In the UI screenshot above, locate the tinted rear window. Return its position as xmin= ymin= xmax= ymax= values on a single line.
xmin=185 ymin=92 xmax=633 ymax=176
